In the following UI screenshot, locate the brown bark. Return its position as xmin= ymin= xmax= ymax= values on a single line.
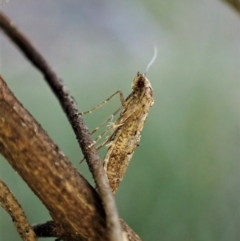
xmin=0 ymin=75 xmax=108 ymax=240
xmin=0 ymin=179 xmax=37 ymax=241
xmin=0 ymin=9 xmax=144 ymax=241
xmin=0 ymin=75 xmax=142 ymax=241
xmin=0 ymin=10 xmax=122 ymax=241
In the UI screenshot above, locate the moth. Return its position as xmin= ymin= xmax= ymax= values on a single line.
xmin=81 ymin=47 xmax=157 ymax=193
xmin=103 ymin=72 xmax=154 ymax=194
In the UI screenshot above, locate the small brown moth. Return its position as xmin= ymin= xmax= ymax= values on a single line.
xmin=80 ymin=47 xmax=157 ymax=193
xmin=103 ymin=72 xmax=154 ymax=194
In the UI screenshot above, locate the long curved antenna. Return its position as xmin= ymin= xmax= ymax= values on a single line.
xmin=145 ymin=46 xmax=158 ymax=74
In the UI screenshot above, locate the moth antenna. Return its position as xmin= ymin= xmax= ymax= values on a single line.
xmin=145 ymin=46 xmax=158 ymax=74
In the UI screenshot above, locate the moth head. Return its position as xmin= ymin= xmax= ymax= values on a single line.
xmin=132 ymin=46 xmax=157 ymax=91
xmin=132 ymin=72 xmax=152 ymax=91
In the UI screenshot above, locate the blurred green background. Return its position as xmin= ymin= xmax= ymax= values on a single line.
xmin=0 ymin=1 xmax=240 ymax=241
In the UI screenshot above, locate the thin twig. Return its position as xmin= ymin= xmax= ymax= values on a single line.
xmin=0 ymin=179 xmax=37 ymax=241
xmin=0 ymin=11 xmax=122 ymax=241
xmin=222 ymin=0 xmax=240 ymax=14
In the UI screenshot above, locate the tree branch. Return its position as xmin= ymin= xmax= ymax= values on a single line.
xmin=0 ymin=75 xmax=108 ymax=241
xmin=0 ymin=179 xmax=37 ymax=241
xmin=0 ymin=11 xmax=122 ymax=241
xmin=32 ymin=221 xmax=63 ymax=238
xmin=33 ymin=219 xmax=142 ymax=241
xmin=0 ymin=75 xmax=142 ymax=241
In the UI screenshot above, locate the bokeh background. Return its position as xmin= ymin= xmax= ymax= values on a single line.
xmin=0 ymin=1 xmax=240 ymax=241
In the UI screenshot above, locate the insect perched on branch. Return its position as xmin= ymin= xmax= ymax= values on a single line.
xmin=103 ymin=72 xmax=154 ymax=194
xmin=80 ymin=47 xmax=157 ymax=194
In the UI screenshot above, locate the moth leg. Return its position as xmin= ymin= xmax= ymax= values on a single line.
xmin=79 ymin=90 xmax=123 ymax=164
xmin=90 ymin=107 xmax=121 ymax=135
xmin=79 ymin=90 xmax=124 ymax=115
xmin=79 ymin=113 xmax=117 ymax=164
xmin=95 ymin=136 xmax=111 ymax=151
xmin=93 ymin=122 xmax=115 ymax=146
xmin=79 ymin=134 xmax=111 ymax=164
